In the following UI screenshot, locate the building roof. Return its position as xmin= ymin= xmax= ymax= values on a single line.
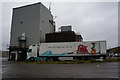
xmin=13 ymin=2 xmax=41 ymax=10
xmin=47 ymin=31 xmax=76 ymax=35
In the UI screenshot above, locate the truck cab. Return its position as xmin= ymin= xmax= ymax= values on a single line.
xmin=27 ymin=44 xmax=38 ymax=60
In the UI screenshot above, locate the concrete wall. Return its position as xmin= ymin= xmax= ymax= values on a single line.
xmin=10 ymin=3 xmax=41 ymax=47
xmin=39 ymin=3 xmax=54 ymax=42
xmin=118 ymin=2 xmax=120 ymax=46
xmin=10 ymin=2 xmax=54 ymax=47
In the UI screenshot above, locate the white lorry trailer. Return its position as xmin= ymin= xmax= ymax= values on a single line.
xmin=27 ymin=41 xmax=107 ymax=61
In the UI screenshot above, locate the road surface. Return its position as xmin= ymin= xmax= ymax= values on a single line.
xmin=1 ymin=57 xmax=120 ymax=80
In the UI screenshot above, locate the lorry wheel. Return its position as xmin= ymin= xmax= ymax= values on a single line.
xmin=30 ymin=57 xmax=34 ymax=62
xmin=46 ymin=57 xmax=52 ymax=62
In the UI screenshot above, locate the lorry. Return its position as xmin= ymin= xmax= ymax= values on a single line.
xmin=27 ymin=41 xmax=107 ymax=61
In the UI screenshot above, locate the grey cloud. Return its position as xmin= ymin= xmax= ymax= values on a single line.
xmin=50 ymin=2 xmax=118 ymax=49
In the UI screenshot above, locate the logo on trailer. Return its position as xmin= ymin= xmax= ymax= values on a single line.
xmin=91 ymin=43 xmax=96 ymax=54
xmin=77 ymin=44 xmax=88 ymax=54
xmin=77 ymin=43 xmax=96 ymax=54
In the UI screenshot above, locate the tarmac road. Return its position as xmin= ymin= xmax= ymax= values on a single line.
xmin=1 ymin=57 xmax=120 ymax=80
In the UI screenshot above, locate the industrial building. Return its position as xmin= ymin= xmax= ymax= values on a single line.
xmin=45 ymin=31 xmax=83 ymax=42
xmin=9 ymin=2 xmax=55 ymax=61
xmin=46 ymin=26 xmax=83 ymax=42
xmin=10 ymin=2 xmax=55 ymax=46
xmin=9 ymin=2 xmax=83 ymax=61
xmin=46 ymin=31 xmax=76 ymax=42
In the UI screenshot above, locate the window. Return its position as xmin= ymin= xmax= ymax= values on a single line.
xmin=20 ymin=21 xmax=23 ymax=24
xmin=32 ymin=44 xmax=36 ymax=46
xmin=27 ymin=49 xmax=32 ymax=52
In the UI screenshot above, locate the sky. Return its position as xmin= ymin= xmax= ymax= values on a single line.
xmin=0 ymin=0 xmax=119 ymax=50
